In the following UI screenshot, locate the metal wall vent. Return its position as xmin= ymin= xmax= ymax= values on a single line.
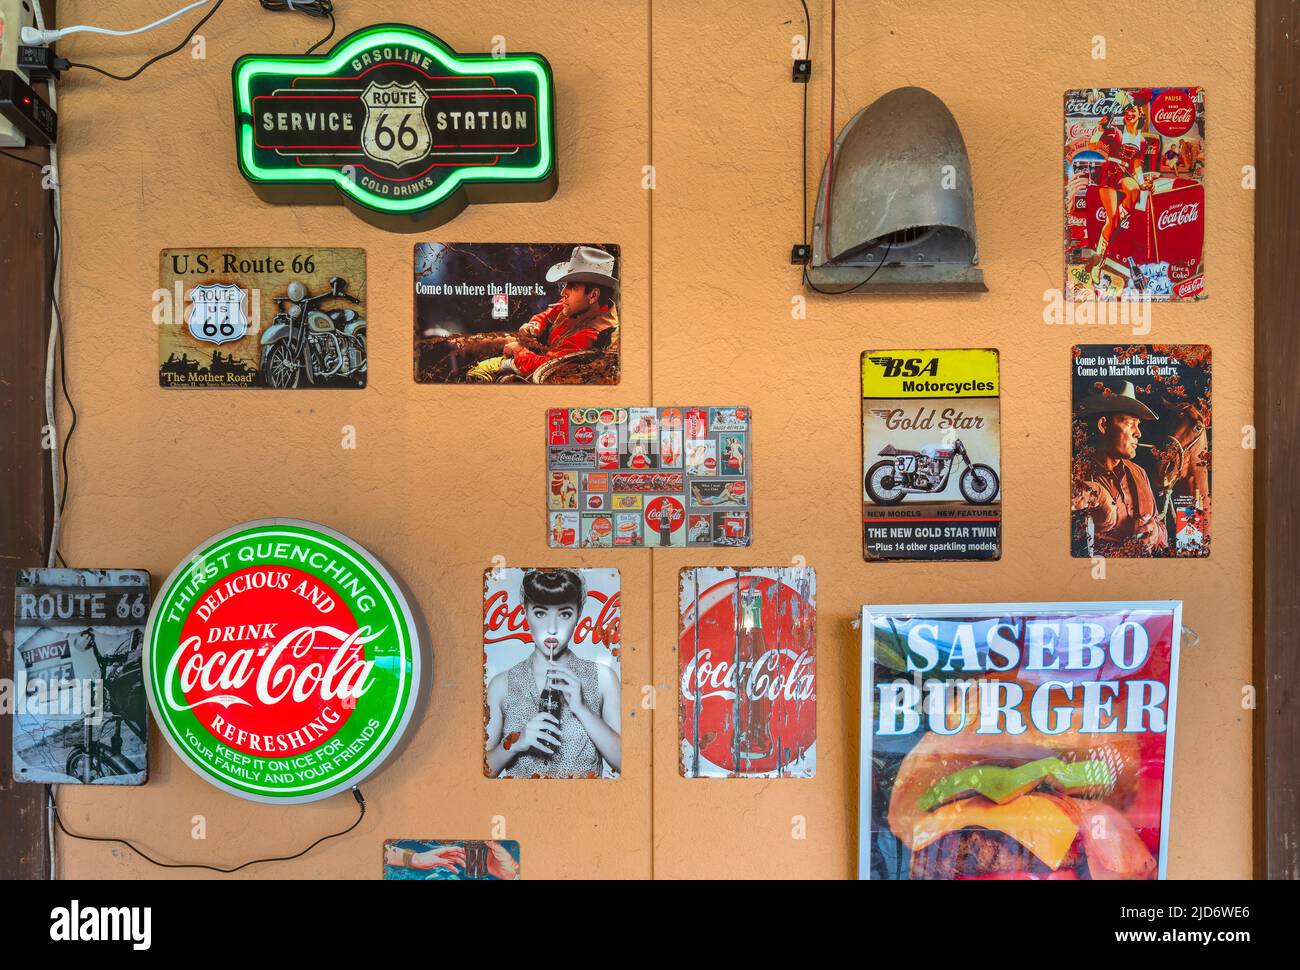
xmin=806 ymin=86 xmax=986 ymax=294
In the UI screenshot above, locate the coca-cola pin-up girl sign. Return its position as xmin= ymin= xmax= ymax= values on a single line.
xmin=483 ymin=567 xmax=621 ymax=779
xmin=144 ymin=519 xmax=425 ymax=803
xmin=1064 ymin=86 xmax=1206 ymax=301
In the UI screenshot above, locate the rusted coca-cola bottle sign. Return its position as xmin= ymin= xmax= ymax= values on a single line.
xmin=144 ymin=519 xmax=423 ymax=803
xmin=679 ymin=566 xmax=816 ymax=778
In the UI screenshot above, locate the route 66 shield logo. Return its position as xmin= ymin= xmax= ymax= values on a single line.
xmin=361 ymin=80 xmax=431 ymax=167
xmin=187 ymin=283 xmax=250 ymax=346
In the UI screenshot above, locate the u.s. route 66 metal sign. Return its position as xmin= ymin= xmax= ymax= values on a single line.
xmin=232 ymin=24 xmax=558 ymax=232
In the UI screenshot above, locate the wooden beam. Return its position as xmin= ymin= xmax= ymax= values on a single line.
xmin=0 ymin=0 xmax=55 ymax=881
xmin=1254 ymin=0 xmax=1300 ymax=881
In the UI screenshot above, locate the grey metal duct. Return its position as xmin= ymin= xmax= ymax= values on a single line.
xmin=806 ymin=86 xmax=986 ymax=294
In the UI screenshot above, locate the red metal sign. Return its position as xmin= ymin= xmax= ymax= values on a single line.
xmin=678 ymin=567 xmax=816 ymax=778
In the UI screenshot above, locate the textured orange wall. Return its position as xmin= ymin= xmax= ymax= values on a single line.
xmin=52 ymin=0 xmax=1252 ymax=879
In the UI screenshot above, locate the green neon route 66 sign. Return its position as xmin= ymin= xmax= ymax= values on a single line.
xmin=144 ymin=519 xmax=425 ymax=803
xmin=232 ymin=24 xmax=558 ymax=232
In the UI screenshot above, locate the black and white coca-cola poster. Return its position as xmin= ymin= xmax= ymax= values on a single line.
xmin=483 ymin=567 xmax=621 ymax=779
xmin=678 ymin=566 xmax=816 ymax=778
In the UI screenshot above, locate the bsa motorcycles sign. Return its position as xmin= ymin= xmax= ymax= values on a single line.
xmin=233 ymin=24 xmax=558 ymax=232
xmin=144 ymin=520 xmax=424 ymax=803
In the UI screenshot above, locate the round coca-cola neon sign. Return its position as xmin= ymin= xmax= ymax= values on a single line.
xmin=144 ymin=519 xmax=423 ymax=803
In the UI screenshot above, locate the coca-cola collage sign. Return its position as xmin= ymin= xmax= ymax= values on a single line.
xmin=1064 ymin=86 xmax=1206 ymax=301
xmin=679 ymin=567 xmax=816 ymax=779
xmin=545 ymin=406 xmax=753 ymax=548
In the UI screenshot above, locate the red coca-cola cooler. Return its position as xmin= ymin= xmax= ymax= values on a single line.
xmin=720 ymin=513 xmax=747 ymax=540
xmin=1076 ymin=177 xmax=1204 ymax=291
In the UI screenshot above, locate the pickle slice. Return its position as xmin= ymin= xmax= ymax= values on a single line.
xmin=916 ymin=757 xmax=1115 ymax=812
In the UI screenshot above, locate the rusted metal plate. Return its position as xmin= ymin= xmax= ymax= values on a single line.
xmin=383 ymin=839 xmax=521 ymax=880
xmin=678 ymin=566 xmax=815 ymax=779
xmin=158 ymin=248 xmax=368 ymax=389
xmin=12 ymin=569 xmax=150 ymax=785
xmin=1064 ymin=87 xmax=1205 ymax=301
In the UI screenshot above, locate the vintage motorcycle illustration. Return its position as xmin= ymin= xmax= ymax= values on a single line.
xmin=64 ymin=628 xmax=146 ymax=782
xmin=260 ymin=277 xmax=366 ymax=388
xmin=864 ymin=438 xmax=1000 ymax=505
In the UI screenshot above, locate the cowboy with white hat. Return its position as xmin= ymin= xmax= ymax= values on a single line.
xmin=1073 ymin=380 xmax=1167 ymax=555
xmin=467 ymin=246 xmax=619 ymax=383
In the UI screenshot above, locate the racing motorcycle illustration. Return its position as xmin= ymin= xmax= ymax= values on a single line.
xmin=260 ymin=277 xmax=366 ymax=388
xmin=864 ymin=438 xmax=1000 ymax=505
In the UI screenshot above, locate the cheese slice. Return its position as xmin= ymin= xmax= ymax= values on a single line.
xmin=911 ymin=794 xmax=1080 ymax=871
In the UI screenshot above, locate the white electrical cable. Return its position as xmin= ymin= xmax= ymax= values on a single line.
xmin=22 ymin=0 xmax=215 ymax=46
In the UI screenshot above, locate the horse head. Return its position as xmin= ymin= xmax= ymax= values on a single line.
xmin=1151 ymin=396 xmax=1209 ymax=491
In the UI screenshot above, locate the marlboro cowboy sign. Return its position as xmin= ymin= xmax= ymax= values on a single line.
xmin=233 ymin=24 xmax=558 ymax=232
xmin=144 ymin=520 xmax=424 ymax=803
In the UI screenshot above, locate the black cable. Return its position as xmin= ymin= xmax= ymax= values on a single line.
xmin=48 ymin=191 xmax=76 ymax=523
xmin=48 ymin=785 xmax=367 ymax=874
xmin=798 ymin=0 xmax=811 ymax=245
xmin=306 ymin=12 xmax=335 ymax=55
xmin=66 ymin=0 xmax=224 ymax=82
xmin=258 ymin=0 xmax=336 ymax=55
xmin=796 ymin=0 xmax=893 ymax=295
xmin=8 ymin=145 xmax=72 ymax=561
xmin=803 ymin=239 xmax=894 ymax=295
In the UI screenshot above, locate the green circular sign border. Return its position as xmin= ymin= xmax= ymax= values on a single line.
xmin=144 ymin=519 xmax=422 ymax=804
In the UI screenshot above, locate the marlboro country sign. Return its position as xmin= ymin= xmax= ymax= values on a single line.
xmin=233 ymin=24 xmax=558 ymax=232
xmin=144 ymin=520 xmax=423 ymax=803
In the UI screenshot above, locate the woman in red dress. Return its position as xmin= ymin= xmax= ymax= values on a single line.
xmin=1088 ymin=98 xmax=1156 ymax=286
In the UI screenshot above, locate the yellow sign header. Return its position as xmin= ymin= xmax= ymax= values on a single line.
xmin=861 ymin=349 xmax=1000 ymax=399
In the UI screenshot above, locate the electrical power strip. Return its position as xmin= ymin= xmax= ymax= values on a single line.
xmin=0 ymin=0 xmax=37 ymax=147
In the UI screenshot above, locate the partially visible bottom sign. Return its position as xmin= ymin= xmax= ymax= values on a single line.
xmin=383 ymin=840 xmax=520 ymax=880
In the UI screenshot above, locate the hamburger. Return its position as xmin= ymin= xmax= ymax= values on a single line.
xmin=888 ymin=711 xmax=1157 ymax=880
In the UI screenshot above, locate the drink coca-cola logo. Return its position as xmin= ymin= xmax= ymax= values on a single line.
xmin=1157 ymin=201 xmax=1200 ymax=230
xmin=145 ymin=520 xmax=422 ymax=803
xmin=1151 ymin=89 xmax=1196 ymax=136
xmin=679 ymin=572 xmax=816 ymax=777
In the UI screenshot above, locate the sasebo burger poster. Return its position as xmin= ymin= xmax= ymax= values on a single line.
xmin=859 ymin=602 xmax=1181 ymax=880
